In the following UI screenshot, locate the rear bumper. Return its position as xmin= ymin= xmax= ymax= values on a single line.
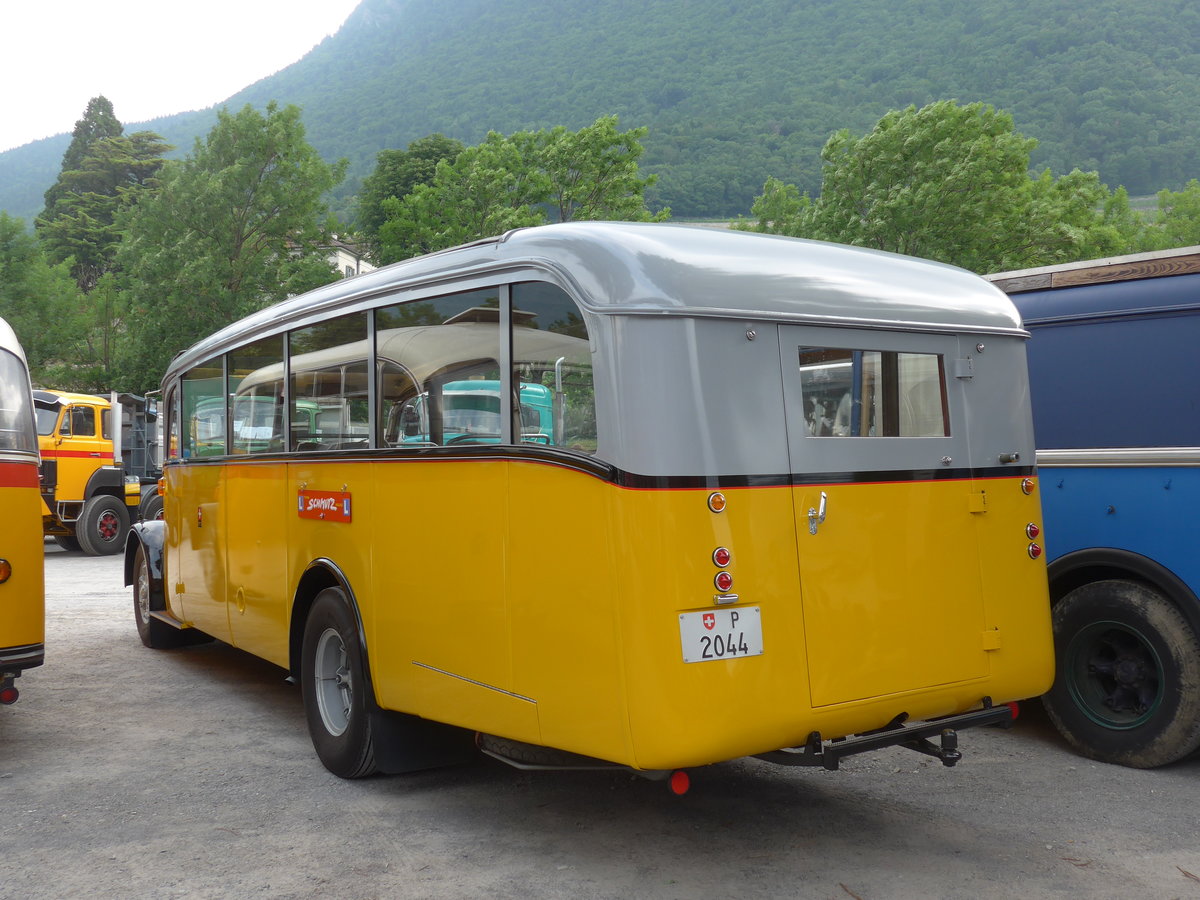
xmin=1 ymin=643 xmax=45 ymax=673
xmin=756 ymin=701 xmax=1014 ymax=770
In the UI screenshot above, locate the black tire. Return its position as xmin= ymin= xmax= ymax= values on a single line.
xmin=76 ymin=494 xmax=130 ymax=556
xmin=301 ymin=587 xmax=378 ymax=778
xmin=53 ymin=534 xmax=82 ymax=552
xmin=133 ymin=542 xmax=189 ymax=649
xmin=138 ymin=490 xmax=164 ymax=522
xmin=1042 ymin=579 xmax=1200 ymax=768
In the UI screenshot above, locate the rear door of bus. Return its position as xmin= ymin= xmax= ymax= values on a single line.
xmin=778 ymin=325 xmax=989 ymax=707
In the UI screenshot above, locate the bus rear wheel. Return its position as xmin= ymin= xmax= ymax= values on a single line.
xmin=1042 ymin=579 xmax=1200 ymax=768
xmin=76 ymin=494 xmax=129 ymax=556
xmin=301 ymin=587 xmax=378 ymax=778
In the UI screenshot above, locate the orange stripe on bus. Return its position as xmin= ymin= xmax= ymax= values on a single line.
xmin=39 ymin=449 xmax=114 ymax=461
xmin=0 ymin=460 xmax=39 ymax=488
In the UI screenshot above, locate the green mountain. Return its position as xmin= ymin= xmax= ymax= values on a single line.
xmin=4 ymin=0 xmax=1199 ymax=223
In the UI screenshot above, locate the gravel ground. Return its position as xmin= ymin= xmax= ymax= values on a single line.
xmin=2 ymin=544 xmax=1199 ymax=899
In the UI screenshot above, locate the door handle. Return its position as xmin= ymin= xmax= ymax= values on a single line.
xmin=808 ymin=491 xmax=828 ymax=535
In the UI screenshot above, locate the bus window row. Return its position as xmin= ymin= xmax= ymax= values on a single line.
xmin=170 ymin=282 xmax=597 ymax=459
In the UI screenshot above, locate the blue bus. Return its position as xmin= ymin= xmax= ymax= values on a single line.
xmin=989 ymin=247 xmax=1200 ymax=767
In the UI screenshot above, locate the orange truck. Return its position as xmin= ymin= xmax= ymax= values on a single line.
xmin=33 ymin=390 xmax=161 ymax=555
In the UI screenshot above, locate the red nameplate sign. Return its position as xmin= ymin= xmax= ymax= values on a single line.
xmin=297 ymin=489 xmax=352 ymax=522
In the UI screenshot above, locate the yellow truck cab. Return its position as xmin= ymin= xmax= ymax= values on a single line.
xmin=33 ymin=390 xmax=161 ymax=555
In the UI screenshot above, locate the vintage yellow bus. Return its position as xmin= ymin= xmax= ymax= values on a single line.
xmin=0 ymin=317 xmax=44 ymax=705
xmin=127 ymin=223 xmax=1054 ymax=788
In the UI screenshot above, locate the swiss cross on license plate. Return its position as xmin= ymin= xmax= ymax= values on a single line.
xmin=679 ymin=607 xmax=763 ymax=663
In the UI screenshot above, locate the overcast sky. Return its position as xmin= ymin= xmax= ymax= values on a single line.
xmin=1 ymin=0 xmax=363 ymax=153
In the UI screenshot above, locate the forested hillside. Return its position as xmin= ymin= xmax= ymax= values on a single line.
xmin=3 ymin=0 xmax=1200 ymax=221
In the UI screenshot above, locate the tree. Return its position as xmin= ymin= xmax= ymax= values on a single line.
xmin=538 ymin=116 xmax=665 ymax=223
xmin=37 ymin=130 xmax=171 ymax=292
xmin=41 ymin=97 xmax=124 ymax=219
xmin=0 ymin=212 xmax=84 ymax=383
xmin=377 ymin=131 xmax=548 ymax=262
xmin=376 ymin=117 xmax=667 ymax=263
xmin=356 ymin=134 xmax=465 ymax=259
xmin=1147 ymin=180 xmax=1200 ymax=250
xmin=115 ymin=103 xmax=346 ymax=392
xmin=740 ymin=100 xmax=1129 ymax=272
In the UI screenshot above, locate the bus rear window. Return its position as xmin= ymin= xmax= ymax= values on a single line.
xmin=799 ymin=347 xmax=949 ymax=437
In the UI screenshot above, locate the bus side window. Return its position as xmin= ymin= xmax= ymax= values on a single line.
xmin=166 ymin=386 xmax=181 ymax=459
xmin=375 ymin=288 xmax=503 ymax=447
xmin=229 ymin=336 xmax=285 ymax=454
xmin=180 ymin=357 xmax=225 ymax=458
xmin=798 ymin=347 xmax=948 ymax=438
xmin=288 ymin=313 xmax=369 ymax=452
xmin=511 ymin=282 xmax=596 ymax=453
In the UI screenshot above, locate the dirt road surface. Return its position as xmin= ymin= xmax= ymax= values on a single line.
xmin=2 ymin=545 xmax=1199 ymax=899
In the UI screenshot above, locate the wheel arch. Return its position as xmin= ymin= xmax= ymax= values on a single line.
xmin=124 ymin=520 xmax=166 ymax=592
xmin=1047 ymin=547 xmax=1200 ymax=636
xmin=84 ymin=465 xmax=126 ymax=500
xmin=289 ymin=559 xmax=369 ymax=685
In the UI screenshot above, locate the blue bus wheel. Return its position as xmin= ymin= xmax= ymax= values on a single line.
xmin=1042 ymin=579 xmax=1200 ymax=768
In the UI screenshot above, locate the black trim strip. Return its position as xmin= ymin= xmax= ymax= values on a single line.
xmin=166 ymin=446 xmax=1034 ymax=489
xmin=615 ymin=465 xmax=1034 ymax=489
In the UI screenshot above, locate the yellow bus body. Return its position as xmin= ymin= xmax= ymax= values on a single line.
xmin=1 ymin=317 xmax=44 ymax=701
xmin=161 ymin=458 xmax=1052 ymax=772
xmin=0 ymin=461 xmax=44 ymax=661
xmin=137 ymin=223 xmax=1055 ymax=778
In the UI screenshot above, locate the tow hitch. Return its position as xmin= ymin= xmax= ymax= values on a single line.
xmin=756 ymin=699 xmax=1012 ymax=771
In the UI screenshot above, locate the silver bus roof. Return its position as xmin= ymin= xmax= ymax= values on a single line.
xmin=167 ymin=223 xmax=1025 ymax=381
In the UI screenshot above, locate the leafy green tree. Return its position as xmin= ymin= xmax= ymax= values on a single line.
xmin=115 ymin=103 xmax=346 ymax=392
xmin=376 ymin=117 xmax=667 ymax=262
xmin=37 ymin=130 xmax=171 ymax=292
xmin=539 ymin=116 xmax=666 ymax=222
xmin=0 ymin=212 xmax=84 ymax=382
xmin=378 ymin=131 xmax=547 ymax=262
xmin=1146 ymin=180 xmax=1200 ymax=250
xmin=356 ymin=134 xmax=465 ymax=259
xmin=740 ymin=100 xmax=1131 ymax=272
xmin=42 ymin=97 xmax=123 ymax=216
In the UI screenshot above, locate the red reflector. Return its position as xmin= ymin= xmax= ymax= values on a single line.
xmin=0 ymin=686 xmax=18 ymax=705
xmin=1028 ymin=542 xmax=1043 ymax=559
xmin=0 ymin=558 xmax=11 ymax=584
xmin=1006 ymin=701 xmax=1020 ymax=720
xmin=712 ymin=547 xmax=731 ymax=567
xmin=714 ymin=571 xmax=733 ymax=592
xmin=1026 ymin=523 xmax=1040 ymax=540
xmin=668 ymin=770 xmax=690 ymax=795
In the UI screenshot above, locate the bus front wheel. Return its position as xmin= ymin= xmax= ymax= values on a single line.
xmin=133 ymin=543 xmax=193 ymax=649
xmin=1043 ymin=579 xmax=1200 ymax=768
xmin=301 ymin=588 xmax=378 ymax=778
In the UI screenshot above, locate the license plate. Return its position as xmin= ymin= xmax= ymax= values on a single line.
xmin=679 ymin=607 xmax=763 ymax=663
